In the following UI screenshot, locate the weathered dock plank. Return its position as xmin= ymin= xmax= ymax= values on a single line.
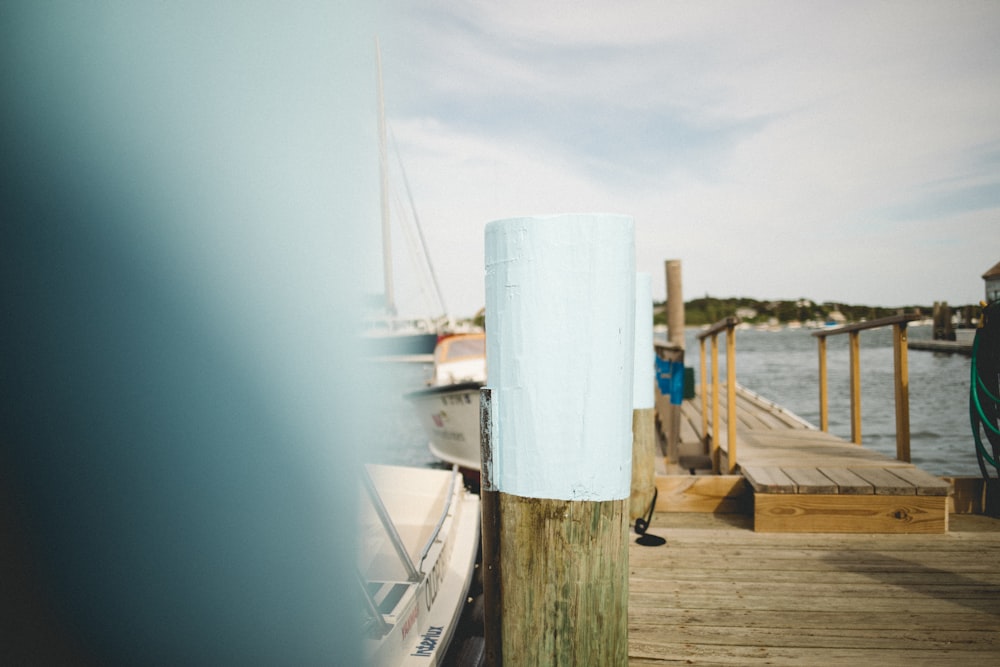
xmin=781 ymin=467 xmax=840 ymax=494
xmin=740 ymin=465 xmax=797 ymax=494
xmin=816 ymin=466 xmax=875 ymax=494
xmin=887 ymin=465 xmax=951 ymax=496
xmin=850 ymin=467 xmax=921 ymax=495
xmin=628 ymin=512 xmax=1000 ymax=664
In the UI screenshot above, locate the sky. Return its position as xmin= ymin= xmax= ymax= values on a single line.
xmin=369 ymin=0 xmax=1000 ymax=319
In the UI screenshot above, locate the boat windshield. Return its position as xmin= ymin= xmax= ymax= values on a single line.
xmin=438 ymin=335 xmax=485 ymax=364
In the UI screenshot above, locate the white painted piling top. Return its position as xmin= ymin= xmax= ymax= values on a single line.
xmin=634 ymin=272 xmax=654 ymax=409
xmin=484 ymin=214 xmax=635 ymax=501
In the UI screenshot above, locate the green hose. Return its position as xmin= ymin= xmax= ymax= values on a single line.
xmin=970 ymin=302 xmax=1000 ymax=478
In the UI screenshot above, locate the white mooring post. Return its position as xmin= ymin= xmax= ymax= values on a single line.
xmin=630 ymin=272 xmax=656 ymax=523
xmin=481 ymin=213 xmax=634 ymax=666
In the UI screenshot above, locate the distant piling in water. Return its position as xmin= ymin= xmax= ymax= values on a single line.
xmin=481 ymin=214 xmax=634 ymax=666
xmin=933 ymin=301 xmax=955 ymax=340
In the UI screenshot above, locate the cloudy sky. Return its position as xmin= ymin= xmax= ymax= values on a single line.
xmin=369 ymin=1 xmax=1000 ymax=319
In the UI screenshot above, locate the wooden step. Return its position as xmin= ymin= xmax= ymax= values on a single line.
xmin=742 ymin=465 xmax=949 ymax=534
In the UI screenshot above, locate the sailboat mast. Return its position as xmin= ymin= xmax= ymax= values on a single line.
xmin=376 ymin=37 xmax=395 ymax=316
xmin=393 ymin=141 xmax=450 ymax=324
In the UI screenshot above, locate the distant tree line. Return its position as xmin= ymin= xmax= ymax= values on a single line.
xmin=654 ymin=296 xmax=978 ymax=327
xmin=463 ymin=297 xmax=978 ymax=329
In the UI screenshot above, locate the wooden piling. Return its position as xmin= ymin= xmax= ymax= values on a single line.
xmin=630 ymin=273 xmax=656 ymax=523
xmin=479 ymin=388 xmax=502 ymax=667
xmin=483 ymin=214 xmax=633 ymax=666
xmin=497 ymin=494 xmax=628 ymax=665
xmin=665 ymin=260 xmax=684 ymax=348
xmin=664 ymin=259 xmax=685 ymax=463
xmin=630 ymin=406 xmax=656 ymax=520
xmin=933 ymin=301 xmax=955 ymax=340
xmin=481 ymin=484 xmax=630 ymax=666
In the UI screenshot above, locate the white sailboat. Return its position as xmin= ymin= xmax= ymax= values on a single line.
xmin=364 ymin=40 xmax=449 ymax=358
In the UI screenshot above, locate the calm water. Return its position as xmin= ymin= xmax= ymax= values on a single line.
xmin=369 ymin=324 xmax=983 ymax=477
xmin=366 ymin=359 xmax=443 ymax=469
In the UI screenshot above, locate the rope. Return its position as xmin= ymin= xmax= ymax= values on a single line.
xmin=970 ymin=301 xmax=1000 ymax=479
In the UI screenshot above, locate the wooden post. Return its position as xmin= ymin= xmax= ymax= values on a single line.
xmin=664 ymin=259 xmax=684 ymax=464
xmin=710 ymin=333 xmax=721 ymax=473
xmin=725 ymin=325 xmax=737 ymax=473
xmin=483 ymin=214 xmax=633 ymax=666
xmin=630 ymin=274 xmax=656 ymax=522
xmin=479 ymin=388 xmax=502 ymax=667
xmin=817 ymin=335 xmax=829 ymax=432
xmin=665 ymin=260 xmax=684 ymax=347
xmin=849 ymin=330 xmax=862 ymax=444
xmin=892 ymin=323 xmax=911 ymax=462
xmin=699 ymin=337 xmax=708 ymax=447
xmin=933 ymin=301 xmax=954 ymax=340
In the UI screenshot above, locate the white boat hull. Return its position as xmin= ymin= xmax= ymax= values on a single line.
xmin=405 ymin=382 xmax=484 ymax=472
xmin=361 ymin=465 xmax=480 ymax=666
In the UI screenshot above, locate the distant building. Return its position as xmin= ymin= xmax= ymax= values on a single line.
xmin=985 ymin=260 xmax=1000 ymax=304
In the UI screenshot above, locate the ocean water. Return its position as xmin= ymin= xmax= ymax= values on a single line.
xmin=366 ymin=359 xmax=443 ymax=469
xmin=368 ymin=324 xmax=985 ymax=478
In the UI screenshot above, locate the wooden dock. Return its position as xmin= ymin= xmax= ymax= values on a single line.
xmin=655 ymin=385 xmax=951 ymax=533
xmin=631 ymin=358 xmax=1000 ymax=663
xmin=908 ymin=339 xmax=973 ymax=355
xmin=628 ymin=511 xmax=1000 ymax=664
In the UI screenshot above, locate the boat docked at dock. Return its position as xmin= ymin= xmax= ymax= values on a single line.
xmin=359 ymin=464 xmax=480 ymax=666
xmin=405 ymin=333 xmax=485 ymax=475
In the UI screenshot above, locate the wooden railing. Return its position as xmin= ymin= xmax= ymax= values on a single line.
xmin=812 ymin=314 xmax=921 ymax=462
xmin=697 ymin=316 xmax=740 ymax=473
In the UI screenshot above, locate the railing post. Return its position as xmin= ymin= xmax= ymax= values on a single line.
xmin=710 ymin=333 xmax=721 ymax=473
xmin=725 ymin=323 xmax=737 ymax=472
xmin=849 ymin=330 xmax=862 ymax=444
xmin=892 ymin=322 xmax=912 ymax=462
xmin=817 ymin=334 xmax=829 ymax=432
xmin=699 ymin=337 xmax=708 ymax=450
xmin=813 ymin=313 xmax=920 ymax=454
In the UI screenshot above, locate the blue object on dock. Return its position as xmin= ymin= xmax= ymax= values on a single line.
xmin=655 ymin=357 xmax=685 ymax=405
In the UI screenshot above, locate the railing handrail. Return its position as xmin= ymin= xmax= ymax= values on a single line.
xmin=813 ymin=313 xmax=916 ymax=461
xmin=811 ymin=313 xmax=921 ymax=337
xmin=697 ymin=316 xmax=741 ymax=340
